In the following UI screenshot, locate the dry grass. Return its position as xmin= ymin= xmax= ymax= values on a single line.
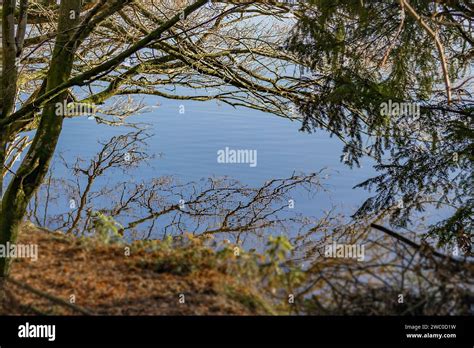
xmin=1 ymin=223 xmax=268 ymax=315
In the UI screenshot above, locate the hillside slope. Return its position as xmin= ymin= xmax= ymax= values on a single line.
xmin=1 ymin=223 xmax=270 ymax=315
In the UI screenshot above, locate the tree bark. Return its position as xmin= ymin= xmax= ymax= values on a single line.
xmin=0 ymin=0 xmax=17 ymax=213
xmin=1 ymin=0 xmax=27 ymax=196
xmin=0 ymin=0 xmax=82 ymax=278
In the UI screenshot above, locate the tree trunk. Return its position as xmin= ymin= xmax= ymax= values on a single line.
xmin=0 ymin=0 xmax=82 ymax=278
xmin=0 ymin=0 xmax=17 ymax=250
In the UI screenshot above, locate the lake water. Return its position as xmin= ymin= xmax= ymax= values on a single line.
xmin=54 ymin=98 xmax=376 ymax=222
xmin=14 ymin=96 xmax=451 ymax=240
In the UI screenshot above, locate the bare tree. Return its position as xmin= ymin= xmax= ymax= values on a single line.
xmin=0 ymin=0 xmax=309 ymax=278
xmin=28 ymin=129 xmax=324 ymax=243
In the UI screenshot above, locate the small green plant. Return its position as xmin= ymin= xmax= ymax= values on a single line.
xmin=266 ymin=236 xmax=293 ymax=260
xmin=90 ymin=211 xmax=124 ymax=244
xmin=131 ymin=233 xmax=307 ymax=314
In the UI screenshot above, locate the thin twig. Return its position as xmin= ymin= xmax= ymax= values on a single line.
xmin=400 ymin=0 xmax=452 ymax=103
xmin=371 ymin=223 xmax=467 ymax=264
xmin=6 ymin=277 xmax=95 ymax=315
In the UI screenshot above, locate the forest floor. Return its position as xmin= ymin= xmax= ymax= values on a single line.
xmin=0 ymin=223 xmax=272 ymax=315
